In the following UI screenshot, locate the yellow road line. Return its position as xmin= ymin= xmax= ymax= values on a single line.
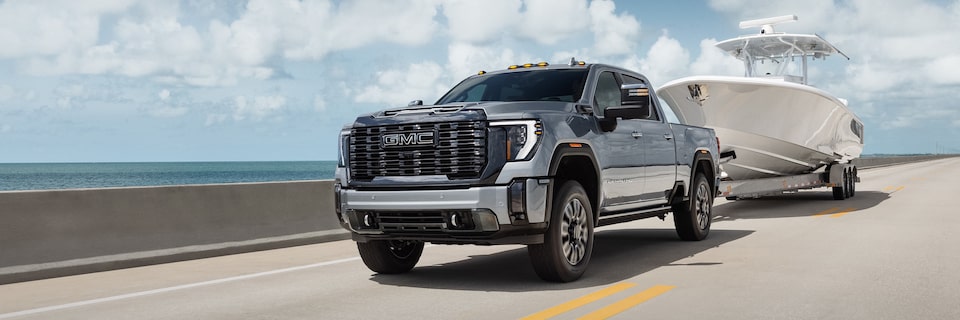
xmin=578 ymin=285 xmax=675 ymax=320
xmin=894 ymin=186 xmax=905 ymax=192
xmin=882 ymin=186 xmax=894 ymax=192
xmin=521 ymin=283 xmax=636 ymax=320
xmin=813 ymin=207 xmax=841 ymax=217
xmin=830 ymin=207 xmax=857 ymax=218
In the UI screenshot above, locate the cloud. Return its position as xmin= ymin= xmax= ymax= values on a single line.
xmin=517 ymin=0 xmax=590 ymax=44
xmin=588 ymin=0 xmax=641 ymax=57
xmin=233 ymin=95 xmax=286 ymax=121
xmin=0 ymin=124 xmax=10 ymax=133
xmin=5 ymin=0 xmax=442 ymax=86
xmin=355 ymin=62 xmax=448 ymax=106
xmin=689 ymin=38 xmax=742 ymax=76
xmin=442 ymin=0 xmax=521 ymax=44
xmin=706 ymin=0 xmax=960 ymax=130
xmin=158 ymin=89 xmax=171 ymax=101
xmin=636 ymin=32 xmax=691 ymax=86
xmin=205 ymin=113 xmax=228 ymax=126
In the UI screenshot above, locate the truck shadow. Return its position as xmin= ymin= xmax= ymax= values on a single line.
xmin=368 ymin=228 xmax=751 ymax=292
xmin=713 ymin=190 xmax=890 ymax=221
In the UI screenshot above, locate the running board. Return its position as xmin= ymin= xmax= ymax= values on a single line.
xmin=597 ymin=207 xmax=672 ymax=227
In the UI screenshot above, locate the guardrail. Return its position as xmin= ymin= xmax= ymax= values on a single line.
xmin=1 ymin=155 xmax=956 ymax=284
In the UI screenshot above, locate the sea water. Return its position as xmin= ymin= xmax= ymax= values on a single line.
xmin=0 ymin=161 xmax=337 ymax=191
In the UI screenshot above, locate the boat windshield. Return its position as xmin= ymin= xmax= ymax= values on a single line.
xmin=436 ymin=69 xmax=589 ymax=104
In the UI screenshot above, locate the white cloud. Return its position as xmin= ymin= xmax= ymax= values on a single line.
xmin=158 ymin=89 xmax=171 ymax=101
xmin=234 ymin=95 xmax=286 ymax=121
xmin=442 ymin=0 xmax=521 ymax=44
xmin=588 ymin=0 xmax=640 ymax=57
xmin=356 ymin=62 xmax=448 ymax=106
xmin=706 ymin=0 xmax=960 ymax=130
xmin=0 ymin=0 xmax=135 ymax=59
xmin=446 ymin=43 xmax=527 ymax=81
xmin=924 ymin=55 xmax=960 ymax=85
xmin=6 ymin=0 xmax=442 ymax=86
xmin=636 ymin=32 xmax=691 ymax=87
xmin=517 ymin=0 xmax=589 ymax=44
xmin=689 ymin=39 xmax=742 ymax=76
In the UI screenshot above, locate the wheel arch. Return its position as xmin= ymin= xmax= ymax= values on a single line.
xmin=548 ymin=144 xmax=602 ymax=222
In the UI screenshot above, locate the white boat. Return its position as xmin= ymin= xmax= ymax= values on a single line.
xmin=657 ymin=15 xmax=864 ymax=180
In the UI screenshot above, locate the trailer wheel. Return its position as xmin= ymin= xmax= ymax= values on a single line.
xmin=528 ymin=180 xmax=595 ymax=282
xmin=673 ymin=173 xmax=713 ymax=241
xmin=849 ymin=169 xmax=857 ymax=197
xmin=832 ymin=169 xmax=847 ymax=200
xmin=357 ymin=240 xmax=424 ymax=274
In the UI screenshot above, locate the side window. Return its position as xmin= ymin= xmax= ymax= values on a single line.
xmin=658 ymin=97 xmax=681 ymax=124
xmin=593 ymin=71 xmax=621 ymax=116
xmin=621 ymin=74 xmax=659 ymax=121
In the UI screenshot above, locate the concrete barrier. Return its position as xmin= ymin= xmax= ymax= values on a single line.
xmin=1 ymin=155 xmax=956 ymax=284
xmin=852 ymin=154 xmax=958 ymax=169
xmin=0 ymin=181 xmax=346 ymax=284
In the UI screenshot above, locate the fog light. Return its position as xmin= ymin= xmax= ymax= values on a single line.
xmin=357 ymin=212 xmax=378 ymax=229
xmin=445 ymin=211 xmax=475 ymax=230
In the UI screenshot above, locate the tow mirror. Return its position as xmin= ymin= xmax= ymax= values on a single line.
xmin=408 ymin=100 xmax=424 ymax=106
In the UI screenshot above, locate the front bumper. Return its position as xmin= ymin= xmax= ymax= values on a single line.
xmin=336 ymin=178 xmax=550 ymax=245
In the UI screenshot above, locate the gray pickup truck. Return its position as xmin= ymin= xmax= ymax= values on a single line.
xmin=334 ymin=60 xmax=720 ymax=282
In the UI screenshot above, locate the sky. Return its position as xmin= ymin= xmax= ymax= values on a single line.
xmin=1 ymin=0 xmax=959 ymax=162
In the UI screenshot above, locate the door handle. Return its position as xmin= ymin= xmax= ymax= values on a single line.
xmin=631 ymin=131 xmax=642 ymax=139
xmin=664 ymin=133 xmax=674 ymax=140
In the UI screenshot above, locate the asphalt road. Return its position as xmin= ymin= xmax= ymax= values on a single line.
xmin=2 ymin=158 xmax=959 ymax=320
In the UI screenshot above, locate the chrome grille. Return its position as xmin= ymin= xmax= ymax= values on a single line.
xmin=349 ymin=121 xmax=487 ymax=180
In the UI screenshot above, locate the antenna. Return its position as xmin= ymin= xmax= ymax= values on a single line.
xmin=739 ymin=15 xmax=797 ymax=34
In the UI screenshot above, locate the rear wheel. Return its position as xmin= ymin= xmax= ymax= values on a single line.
xmin=528 ymin=180 xmax=595 ymax=282
xmin=833 ymin=168 xmax=848 ymax=200
xmin=673 ymin=173 xmax=713 ymax=241
xmin=357 ymin=240 xmax=424 ymax=274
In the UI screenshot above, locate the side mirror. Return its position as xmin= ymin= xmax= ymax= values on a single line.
xmin=620 ymin=83 xmax=650 ymax=108
xmin=408 ymin=100 xmax=424 ymax=106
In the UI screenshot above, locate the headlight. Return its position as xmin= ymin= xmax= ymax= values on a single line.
xmin=338 ymin=130 xmax=350 ymax=167
xmin=490 ymin=120 xmax=542 ymax=161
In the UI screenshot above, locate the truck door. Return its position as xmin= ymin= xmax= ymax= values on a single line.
xmin=595 ymin=71 xmax=646 ymax=208
xmin=621 ymin=74 xmax=677 ymax=204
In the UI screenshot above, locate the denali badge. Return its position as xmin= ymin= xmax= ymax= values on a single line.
xmin=381 ymin=131 xmax=435 ymax=148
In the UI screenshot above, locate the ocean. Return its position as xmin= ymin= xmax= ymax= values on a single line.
xmin=0 ymin=161 xmax=338 ymax=191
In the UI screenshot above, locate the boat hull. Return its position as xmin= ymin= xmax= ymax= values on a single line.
xmin=658 ymin=76 xmax=864 ymax=180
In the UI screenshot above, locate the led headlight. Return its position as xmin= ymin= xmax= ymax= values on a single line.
xmin=490 ymin=120 xmax=542 ymax=161
xmin=338 ymin=130 xmax=350 ymax=167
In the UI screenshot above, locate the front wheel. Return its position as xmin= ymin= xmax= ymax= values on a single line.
xmin=357 ymin=240 xmax=424 ymax=274
xmin=673 ymin=173 xmax=713 ymax=241
xmin=528 ymin=180 xmax=595 ymax=282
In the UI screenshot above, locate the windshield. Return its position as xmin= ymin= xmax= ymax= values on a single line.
xmin=436 ymin=69 xmax=589 ymax=105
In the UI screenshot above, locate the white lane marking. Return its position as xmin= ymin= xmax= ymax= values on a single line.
xmin=0 ymin=256 xmax=361 ymax=319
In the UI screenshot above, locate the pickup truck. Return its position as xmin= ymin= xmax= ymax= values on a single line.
xmin=334 ymin=60 xmax=720 ymax=282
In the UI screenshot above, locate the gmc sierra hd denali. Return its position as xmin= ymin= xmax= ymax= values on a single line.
xmin=334 ymin=60 xmax=720 ymax=282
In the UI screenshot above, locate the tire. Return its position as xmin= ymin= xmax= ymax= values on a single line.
xmin=849 ymin=169 xmax=857 ymax=198
xmin=673 ymin=173 xmax=713 ymax=241
xmin=528 ymin=180 xmax=595 ymax=282
xmin=833 ymin=169 xmax=847 ymax=200
xmin=357 ymin=240 xmax=424 ymax=274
